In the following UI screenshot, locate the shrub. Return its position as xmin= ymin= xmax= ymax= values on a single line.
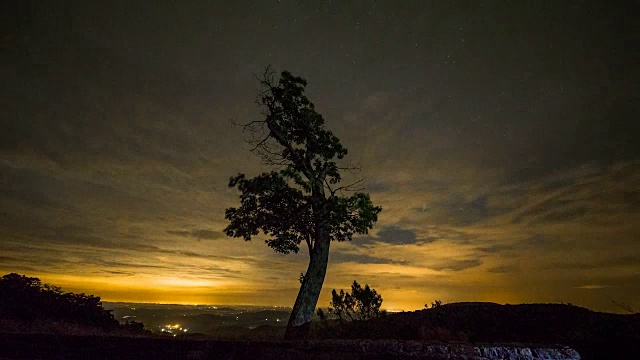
xmin=327 ymin=280 xmax=386 ymax=321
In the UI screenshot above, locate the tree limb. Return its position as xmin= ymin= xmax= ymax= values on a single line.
xmin=265 ymin=120 xmax=315 ymax=180
xmin=328 ymin=178 xmax=365 ymax=196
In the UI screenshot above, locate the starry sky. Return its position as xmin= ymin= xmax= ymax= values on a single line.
xmin=2 ymin=1 xmax=639 ymax=312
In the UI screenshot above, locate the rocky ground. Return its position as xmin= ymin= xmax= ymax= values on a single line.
xmin=0 ymin=333 xmax=580 ymax=360
xmin=320 ymin=302 xmax=638 ymax=359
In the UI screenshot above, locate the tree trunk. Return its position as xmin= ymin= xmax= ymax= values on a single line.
xmin=284 ymin=232 xmax=330 ymax=339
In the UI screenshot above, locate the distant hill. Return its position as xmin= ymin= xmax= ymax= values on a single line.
xmin=319 ymin=302 xmax=639 ymax=359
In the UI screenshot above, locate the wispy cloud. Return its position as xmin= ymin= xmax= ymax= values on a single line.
xmin=2 ymin=2 xmax=638 ymax=311
xmin=577 ymin=285 xmax=610 ymax=290
xmin=168 ymin=229 xmax=225 ymax=240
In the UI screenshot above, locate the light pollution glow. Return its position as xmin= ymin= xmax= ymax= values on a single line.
xmin=2 ymin=1 xmax=638 ymax=313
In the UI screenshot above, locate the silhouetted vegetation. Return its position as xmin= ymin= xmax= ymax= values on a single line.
xmin=425 ymin=299 xmax=443 ymax=309
xmin=326 ymin=281 xmax=386 ymax=322
xmin=315 ymin=281 xmax=386 ymax=338
xmin=224 ymin=67 xmax=381 ymax=338
xmin=0 ymin=273 xmax=147 ymax=335
xmin=318 ymin=302 xmax=640 ymax=360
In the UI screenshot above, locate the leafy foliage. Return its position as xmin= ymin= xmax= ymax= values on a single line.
xmin=225 ymin=170 xmax=380 ymax=254
xmin=327 ymin=281 xmax=386 ymax=321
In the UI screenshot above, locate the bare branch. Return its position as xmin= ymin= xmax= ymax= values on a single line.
xmin=253 ymin=65 xmax=276 ymax=88
xmin=239 ymin=120 xmax=267 ymax=129
xmin=337 ymin=158 xmax=363 ymax=172
xmin=250 ymin=132 xmax=272 ymax=152
xmin=327 ymin=178 xmax=365 ymax=196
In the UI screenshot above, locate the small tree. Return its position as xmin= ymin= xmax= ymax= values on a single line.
xmin=225 ymin=68 xmax=382 ymax=338
xmin=328 ymin=281 xmax=386 ymax=321
xmin=425 ymin=299 xmax=443 ymax=309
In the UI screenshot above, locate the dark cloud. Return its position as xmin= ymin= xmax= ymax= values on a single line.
xmin=555 ymin=256 xmax=640 ymax=271
xmin=534 ymin=205 xmax=590 ymax=224
xmin=167 ymin=230 xmax=191 ymax=237
xmin=506 ymin=161 xmax=640 ymax=226
xmin=167 ymin=229 xmax=224 ymax=240
xmin=0 ymin=169 xmax=60 ymax=209
xmin=418 ymin=235 xmax=442 ymax=244
xmin=623 ymin=190 xmax=640 ymax=210
xmin=0 ymin=256 xmax=20 ymax=262
xmin=331 ymin=251 xmax=408 ymax=265
xmin=511 ymin=195 xmax=590 ymax=225
xmin=419 ymin=227 xmax=480 ymax=246
xmin=352 ymin=235 xmax=378 ymax=247
xmin=520 ymin=234 xmax=577 ymax=252
xmin=486 ymin=265 xmax=519 ymax=274
xmin=191 ymin=229 xmax=224 ymax=240
xmin=428 ymin=259 xmax=482 ymax=272
xmin=0 ymin=222 xmax=116 ymax=249
xmin=49 ymin=225 xmax=115 ymax=247
xmin=476 ymin=244 xmax=513 ymax=254
xmin=199 ymin=266 xmax=242 ymax=276
xmin=417 ymin=193 xmax=509 ymax=227
xmin=103 ymin=270 xmax=136 ymax=276
xmin=352 ymin=226 xmax=421 ymax=246
xmin=377 ymin=226 xmax=417 ymax=245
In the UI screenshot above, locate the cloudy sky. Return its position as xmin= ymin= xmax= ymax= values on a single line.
xmin=2 ymin=1 xmax=638 ymax=312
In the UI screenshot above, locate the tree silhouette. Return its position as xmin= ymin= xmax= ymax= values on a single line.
xmin=225 ymin=68 xmax=382 ymax=338
xmin=0 ymin=273 xmax=119 ymax=329
xmin=327 ymin=280 xmax=386 ymax=322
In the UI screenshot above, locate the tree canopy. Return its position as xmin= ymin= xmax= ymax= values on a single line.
xmin=224 ymin=69 xmax=381 ymax=256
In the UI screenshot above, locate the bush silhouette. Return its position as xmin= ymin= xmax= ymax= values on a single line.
xmin=0 ymin=273 xmax=119 ymax=330
xmin=327 ymin=280 xmax=386 ymax=321
xmin=425 ymin=299 xmax=443 ymax=309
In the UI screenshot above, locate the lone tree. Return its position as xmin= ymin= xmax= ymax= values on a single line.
xmin=225 ymin=68 xmax=382 ymax=339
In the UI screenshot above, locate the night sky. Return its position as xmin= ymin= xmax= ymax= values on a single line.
xmin=3 ymin=1 xmax=639 ymax=311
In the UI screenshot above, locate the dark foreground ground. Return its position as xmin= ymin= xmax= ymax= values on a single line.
xmin=322 ymin=302 xmax=639 ymax=359
xmin=2 ymin=303 xmax=637 ymax=359
xmin=0 ymin=333 xmax=580 ymax=360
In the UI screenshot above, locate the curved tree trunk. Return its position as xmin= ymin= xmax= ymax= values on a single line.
xmin=284 ymin=232 xmax=330 ymax=339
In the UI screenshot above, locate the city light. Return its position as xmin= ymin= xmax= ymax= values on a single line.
xmin=159 ymin=324 xmax=188 ymax=334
